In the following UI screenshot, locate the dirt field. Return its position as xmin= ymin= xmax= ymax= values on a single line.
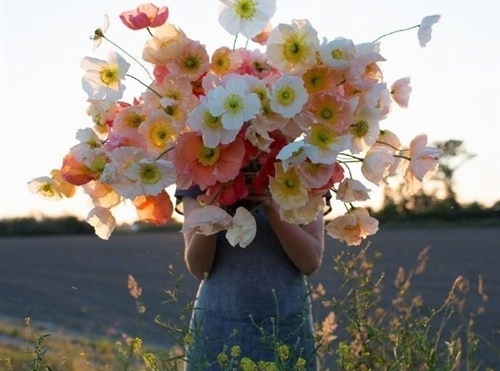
xmin=1 ymin=226 xmax=499 ymax=368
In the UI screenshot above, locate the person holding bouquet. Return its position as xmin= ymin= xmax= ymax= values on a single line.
xmin=177 ymin=185 xmax=326 ymax=370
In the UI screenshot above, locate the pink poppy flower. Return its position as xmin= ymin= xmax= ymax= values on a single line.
xmin=391 ymin=77 xmax=412 ymax=108
xmin=119 ymin=3 xmax=169 ymax=31
xmin=173 ymin=132 xmax=245 ymax=190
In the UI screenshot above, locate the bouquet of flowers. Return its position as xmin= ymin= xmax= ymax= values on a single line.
xmin=28 ymin=1 xmax=442 ymax=246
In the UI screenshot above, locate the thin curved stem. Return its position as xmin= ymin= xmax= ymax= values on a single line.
xmin=104 ymin=36 xmax=154 ymax=81
xmin=372 ymin=24 xmax=420 ymax=43
xmin=125 ymin=73 xmax=162 ymax=97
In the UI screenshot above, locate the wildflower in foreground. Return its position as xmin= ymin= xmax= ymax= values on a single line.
xmin=226 ymin=206 xmax=257 ymax=247
xmin=119 ymin=3 xmax=169 ymax=31
xmin=218 ymin=0 xmax=277 ymax=39
xmin=81 ymin=51 xmax=130 ymax=101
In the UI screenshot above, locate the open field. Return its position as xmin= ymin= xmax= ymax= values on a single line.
xmin=1 ymin=226 xmax=499 ymax=368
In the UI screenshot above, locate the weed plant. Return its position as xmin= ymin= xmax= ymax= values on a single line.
xmin=1 ymin=245 xmax=497 ymax=370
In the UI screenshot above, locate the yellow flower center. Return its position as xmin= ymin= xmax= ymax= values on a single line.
xmin=181 ymin=54 xmax=201 ymax=73
xmin=150 ymin=122 xmax=176 ymax=148
xmin=310 ymin=125 xmax=335 ymax=150
xmin=275 ymin=85 xmax=296 ymax=106
xmin=283 ymin=36 xmax=308 ymax=63
xmin=140 ymin=164 xmax=161 ymax=184
xmin=203 ymin=111 xmax=222 ymax=129
xmin=331 ymin=48 xmax=344 ymax=60
xmin=41 ymin=183 xmax=56 ymax=197
xmin=223 ymin=94 xmax=244 ymax=114
xmin=99 ymin=66 xmax=120 ymax=86
xmin=235 ymin=0 xmax=257 ymax=19
xmin=92 ymin=157 xmax=108 ymax=173
xmin=320 ymin=107 xmax=334 ymax=121
xmin=126 ymin=112 xmax=147 ymax=129
xmin=198 ymin=146 xmax=220 ymax=166
xmin=351 ymin=120 xmax=369 ymax=138
xmin=163 ymin=105 xmax=181 ymax=119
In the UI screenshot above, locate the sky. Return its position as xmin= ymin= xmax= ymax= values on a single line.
xmin=1 ymin=0 xmax=499 ymax=225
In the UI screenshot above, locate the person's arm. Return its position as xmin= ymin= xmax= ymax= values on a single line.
xmin=181 ymin=196 xmax=217 ymax=280
xmin=264 ymin=199 xmax=325 ymax=275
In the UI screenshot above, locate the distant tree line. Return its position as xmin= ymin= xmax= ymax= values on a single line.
xmin=0 ymin=216 xmax=94 ymax=237
xmin=371 ymin=139 xmax=500 ymax=226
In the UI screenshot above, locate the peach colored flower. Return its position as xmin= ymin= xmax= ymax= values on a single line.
xmin=166 ymin=39 xmax=210 ymax=81
xmin=50 ymin=169 xmax=76 ymax=198
xmin=306 ymin=92 xmax=353 ymax=133
xmin=181 ymin=205 xmax=233 ymax=235
xmin=361 ymin=146 xmax=398 ymax=186
xmin=297 ymin=161 xmax=339 ymax=189
xmin=391 ymin=77 xmax=412 ymax=108
xmin=61 ymin=153 xmax=101 ymax=186
xmin=266 ymin=19 xmax=319 ymax=75
xmin=174 ymin=132 xmax=245 ymax=190
xmin=279 ymin=193 xmax=323 ymax=225
xmin=403 ymin=134 xmax=443 ymax=194
xmin=210 ymin=46 xmax=243 ymax=76
xmin=133 ymin=190 xmax=173 ymax=225
xmin=87 ymin=206 xmax=116 ymax=240
xmin=138 ymin=110 xmax=178 ymax=156
xmin=268 ymin=163 xmax=309 ymax=210
xmin=226 ymin=207 xmax=257 ymax=247
xmin=82 ymin=180 xmax=121 ymax=208
xmin=142 ymin=23 xmax=188 ymax=65
xmin=119 ymin=3 xmax=169 ymax=31
xmin=336 ymin=178 xmax=371 ymax=203
xmin=302 ymin=65 xmax=343 ymax=95
xmin=325 ymin=207 xmax=379 ymax=246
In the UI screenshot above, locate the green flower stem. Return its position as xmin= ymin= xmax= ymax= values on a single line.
xmin=104 ymin=35 xmax=154 ymax=81
xmin=125 ymin=73 xmax=162 ymax=98
xmin=155 ymin=146 xmax=174 ymax=161
xmin=372 ymin=24 xmax=420 ymax=43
